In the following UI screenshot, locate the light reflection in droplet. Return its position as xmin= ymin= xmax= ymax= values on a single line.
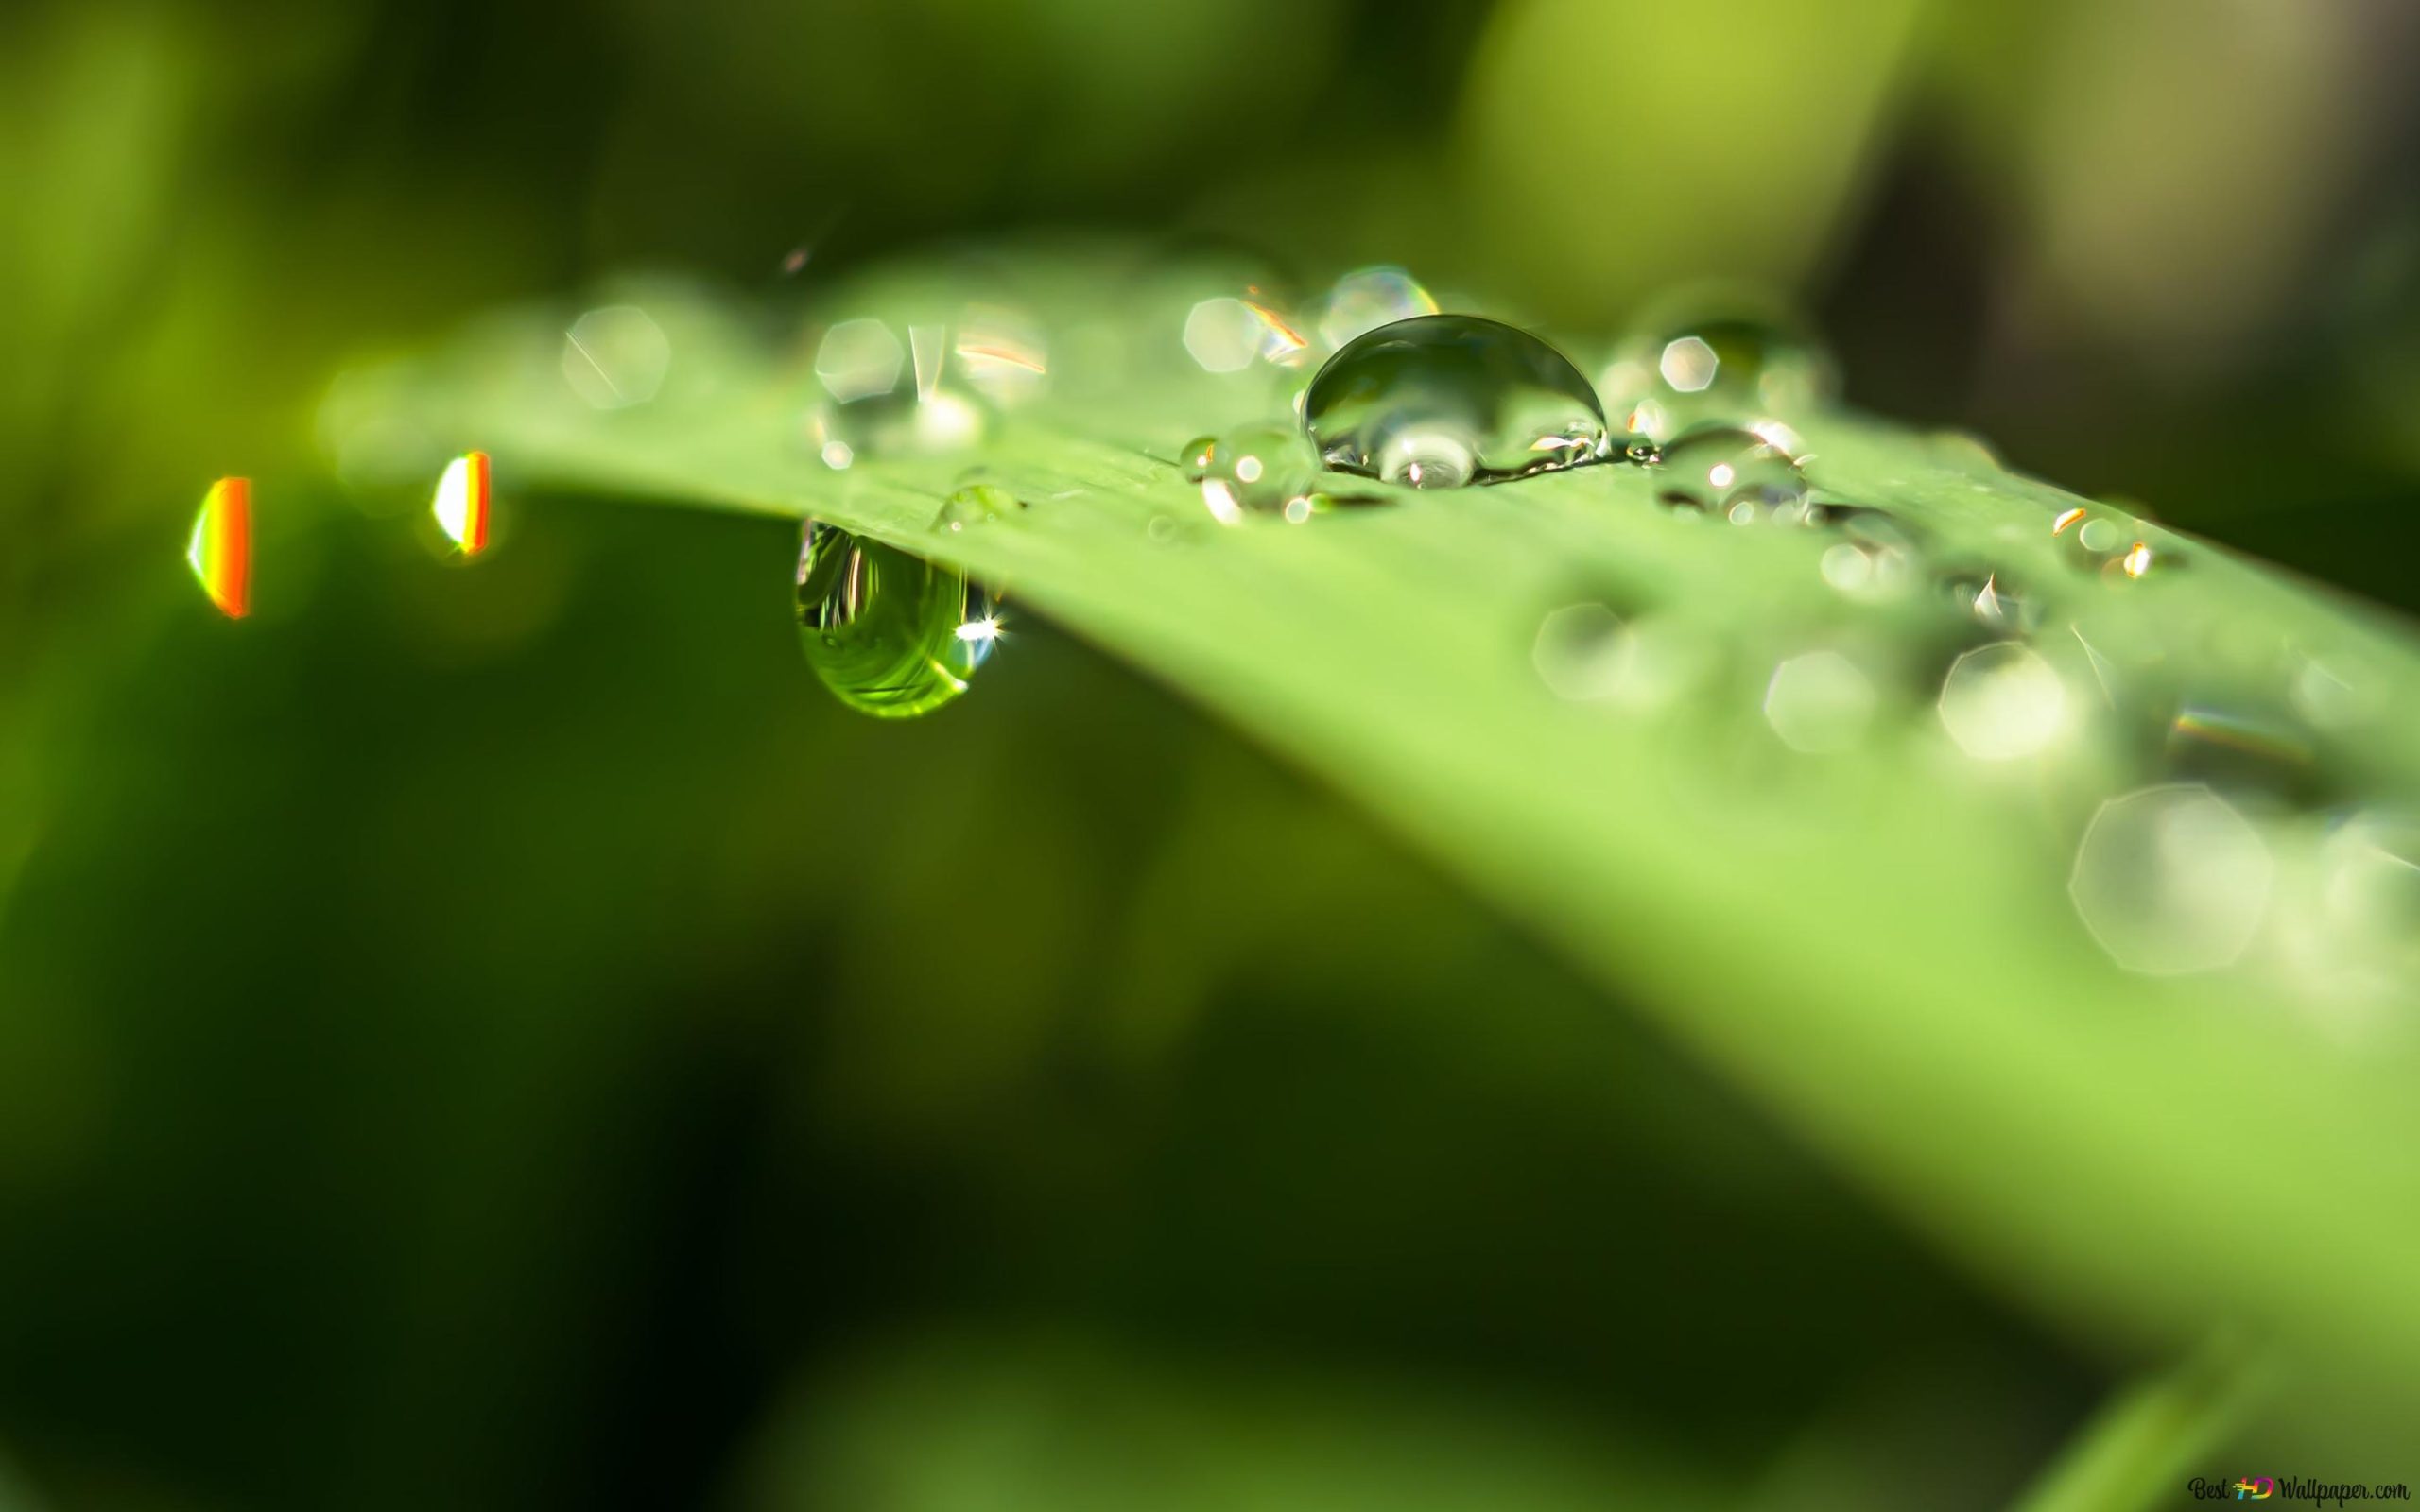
xmin=2119 ymin=541 xmax=2155 ymax=577
xmin=2069 ymin=784 xmax=2273 ymax=974
xmin=2050 ymin=507 xmax=2087 ymax=535
xmin=187 ymin=476 xmax=252 ymax=618
xmin=431 ymin=452 xmax=493 ymax=556
xmin=954 ymin=304 xmax=1049 ymax=404
xmin=1183 ymin=296 xmax=1304 ymax=373
xmin=1938 ymin=642 xmax=2067 ymax=760
xmin=1200 ymin=477 xmax=1243 ymax=525
xmin=1764 ymin=650 xmax=1876 ymax=754
xmin=562 ymin=305 xmax=670 ymax=409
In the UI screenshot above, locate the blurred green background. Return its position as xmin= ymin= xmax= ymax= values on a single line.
xmin=3 ymin=0 xmax=2417 ymax=1505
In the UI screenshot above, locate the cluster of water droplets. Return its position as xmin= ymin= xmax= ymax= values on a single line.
xmin=290 ymin=256 xmax=2419 ymax=1015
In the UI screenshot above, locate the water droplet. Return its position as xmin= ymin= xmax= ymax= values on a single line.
xmin=2074 ymin=516 xmax=2126 ymax=555
xmin=806 ymin=318 xmax=987 ymax=466
xmin=187 ymin=476 xmax=252 ymax=619
xmin=1937 ymin=567 xmax=2042 ymax=633
xmin=795 ymin=523 xmax=997 ymax=718
xmin=935 ymin=484 xmax=1024 ymax=532
xmin=1317 ymin=266 xmax=1441 ymax=350
xmin=2114 ymin=541 xmax=2160 ymax=578
xmin=1184 ymin=296 xmax=1307 ymax=373
xmin=1622 ymin=299 xmax=1836 ymax=417
xmin=1186 ymin=422 xmax=1323 ymax=521
xmin=1938 ymin=643 xmax=2069 ymax=760
xmin=1651 ymin=425 xmax=1806 ymax=514
xmin=1763 ymin=650 xmax=1876 ymax=753
xmin=2069 ymin=784 xmax=2273 ymax=974
xmin=1303 ymin=315 xmax=1609 ymax=489
xmin=431 ymin=452 xmax=493 ymax=556
xmin=562 ymin=305 xmax=670 ymax=409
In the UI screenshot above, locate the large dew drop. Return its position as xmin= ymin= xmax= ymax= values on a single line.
xmin=795 ymin=523 xmax=998 ymax=718
xmin=1302 ymin=315 xmax=1609 ymax=489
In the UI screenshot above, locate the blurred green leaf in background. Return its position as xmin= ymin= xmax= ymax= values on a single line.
xmin=2 ymin=0 xmax=2418 ymax=1508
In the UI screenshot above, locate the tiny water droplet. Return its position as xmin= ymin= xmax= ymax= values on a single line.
xmin=1303 ymin=315 xmax=1609 ymax=489
xmin=188 ymin=476 xmax=252 ymax=618
xmin=1626 ymin=302 xmax=1835 ymax=416
xmin=1185 ymin=422 xmax=1322 ymax=520
xmin=1650 ymin=425 xmax=1806 ymax=514
xmin=1937 ymin=567 xmax=2042 ymax=632
xmin=935 ymin=484 xmax=1024 ymax=532
xmin=795 ymin=522 xmax=997 ymax=718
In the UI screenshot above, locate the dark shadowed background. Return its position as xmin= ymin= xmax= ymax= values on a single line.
xmin=2 ymin=0 xmax=2416 ymax=1505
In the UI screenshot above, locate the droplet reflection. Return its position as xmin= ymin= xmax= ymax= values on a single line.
xmin=795 ymin=523 xmax=997 ymax=718
xmin=188 ymin=476 xmax=252 ymax=619
xmin=431 ymin=451 xmax=493 ymax=556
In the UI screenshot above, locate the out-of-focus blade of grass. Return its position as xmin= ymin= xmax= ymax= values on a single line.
xmin=364 ymin=252 xmax=2420 ymax=1426
xmin=735 ymin=1332 xmax=1723 ymax=1512
xmin=2007 ymin=1336 xmax=2267 ymax=1512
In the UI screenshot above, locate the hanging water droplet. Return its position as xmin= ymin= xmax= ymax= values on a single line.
xmin=1302 ymin=315 xmax=1609 ymax=490
xmin=1186 ymin=422 xmax=1323 ymax=522
xmin=935 ymin=484 xmax=1024 ymax=532
xmin=795 ymin=523 xmax=998 ymax=718
xmin=1650 ymin=425 xmax=1806 ymax=514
